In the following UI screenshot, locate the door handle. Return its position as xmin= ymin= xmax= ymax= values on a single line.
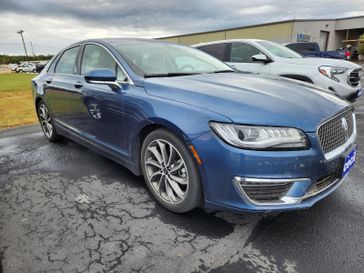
xmin=74 ymin=82 xmax=83 ymax=89
xmin=45 ymin=78 xmax=52 ymax=84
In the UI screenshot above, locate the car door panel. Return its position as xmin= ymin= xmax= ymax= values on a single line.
xmin=64 ymin=44 xmax=128 ymax=155
xmin=43 ymin=74 xmax=75 ymax=125
xmin=43 ymin=46 xmax=81 ymax=126
xmin=67 ymin=76 xmax=126 ymax=153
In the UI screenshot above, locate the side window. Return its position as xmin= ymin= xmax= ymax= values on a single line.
xmin=47 ymin=55 xmax=60 ymax=73
xmin=81 ymin=44 xmax=127 ymax=81
xmin=201 ymin=44 xmax=227 ymax=61
xmin=286 ymin=44 xmax=298 ymax=51
xmin=296 ymin=43 xmax=316 ymax=53
xmin=229 ymin=43 xmax=262 ymax=63
xmin=55 ymin=46 xmax=80 ymax=74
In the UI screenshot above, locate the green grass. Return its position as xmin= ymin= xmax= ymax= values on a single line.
xmin=0 ymin=73 xmax=34 ymax=92
xmin=0 ymin=73 xmax=37 ymax=129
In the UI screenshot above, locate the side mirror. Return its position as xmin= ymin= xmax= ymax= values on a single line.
xmin=85 ymin=68 xmax=121 ymax=90
xmin=251 ymin=54 xmax=271 ymax=64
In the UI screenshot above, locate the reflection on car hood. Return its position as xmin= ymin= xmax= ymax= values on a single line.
xmin=144 ymin=73 xmax=350 ymax=132
xmin=284 ymin=57 xmax=361 ymax=69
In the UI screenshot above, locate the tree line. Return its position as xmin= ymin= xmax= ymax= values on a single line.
xmin=0 ymin=55 xmax=54 ymax=65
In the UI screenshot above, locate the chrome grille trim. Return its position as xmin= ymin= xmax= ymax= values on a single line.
xmin=304 ymin=174 xmax=339 ymax=199
xmin=317 ymin=110 xmax=357 ymax=160
xmin=348 ymin=68 xmax=361 ymax=87
xmin=233 ymin=177 xmax=305 ymax=205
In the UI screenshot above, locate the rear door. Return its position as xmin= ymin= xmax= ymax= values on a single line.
xmin=43 ymin=46 xmax=81 ymax=126
xmin=226 ymin=42 xmax=271 ymax=74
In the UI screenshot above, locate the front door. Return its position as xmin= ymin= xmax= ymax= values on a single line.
xmin=66 ymin=44 xmax=128 ymax=153
xmin=225 ymin=42 xmax=271 ymax=75
xmin=319 ymin=31 xmax=329 ymax=51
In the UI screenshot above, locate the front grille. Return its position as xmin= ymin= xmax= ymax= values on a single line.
xmin=238 ymin=180 xmax=292 ymax=203
xmin=305 ymin=173 xmax=338 ymax=198
xmin=318 ymin=110 xmax=354 ymax=154
xmin=348 ymin=68 xmax=361 ymax=87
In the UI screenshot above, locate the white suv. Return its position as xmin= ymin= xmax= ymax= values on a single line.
xmin=193 ymin=39 xmax=362 ymax=101
xmin=15 ymin=63 xmax=36 ymax=73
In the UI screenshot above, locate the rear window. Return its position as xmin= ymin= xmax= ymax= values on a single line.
xmin=287 ymin=43 xmax=317 ymax=53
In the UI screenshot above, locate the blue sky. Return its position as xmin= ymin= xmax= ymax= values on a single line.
xmin=0 ymin=0 xmax=363 ymax=54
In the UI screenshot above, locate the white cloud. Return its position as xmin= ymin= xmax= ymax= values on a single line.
xmin=0 ymin=0 xmax=363 ymax=54
xmin=239 ymin=5 xmax=277 ymax=15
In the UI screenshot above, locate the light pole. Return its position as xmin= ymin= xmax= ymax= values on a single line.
xmin=17 ymin=30 xmax=28 ymax=62
xmin=29 ymin=42 xmax=35 ymax=56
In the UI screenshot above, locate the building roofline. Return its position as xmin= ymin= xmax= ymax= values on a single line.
xmin=156 ymin=15 xmax=364 ymax=40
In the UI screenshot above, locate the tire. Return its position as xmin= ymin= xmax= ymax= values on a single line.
xmin=141 ymin=129 xmax=202 ymax=213
xmin=18 ymin=70 xmax=23 ymax=74
xmin=37 ymin=101 xmax=63 ymax=142
xmin=33 ymin=69 xmax=36 ymax=73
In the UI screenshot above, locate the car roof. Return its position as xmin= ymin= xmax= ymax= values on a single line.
xmin=191 ymin=39 xmax=265 ymax=47
xmin=67 ymin=38 xmax=176 ymax=48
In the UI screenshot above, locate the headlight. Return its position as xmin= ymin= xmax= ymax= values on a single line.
xmin=210 ymin=122 xmax=308 ymax=150
xmin=318 ymin=66 xmax=348 ymax=82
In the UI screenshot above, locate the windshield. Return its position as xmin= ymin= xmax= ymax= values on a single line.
xmin=110 ymin=40 xmax=233 ymax=77
xmin=257 ymin=41 xmax=302 ymax=59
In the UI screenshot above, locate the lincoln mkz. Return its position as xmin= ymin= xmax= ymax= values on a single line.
xmin=32 ymin=39 xmax=357 ymax=213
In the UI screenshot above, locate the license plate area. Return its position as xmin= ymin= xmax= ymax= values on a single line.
xmin=342 ymin=148 xmax=356 ymax=177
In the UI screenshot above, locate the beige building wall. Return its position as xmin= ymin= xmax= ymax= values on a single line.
xmin=160 ymin=37 xmax=179 ymax=43
xmin=336 ymin=17 xmax=364 ymax=30
xmin=157 ymin=17 xmax=364 ymax=50
xmin=158 ymin=22 xmax=293 ymax=45
xmin=179 ymin=31 xmax=226 ymax=45
xmin=292 ymin=20 xmax=337 ymax=50
xmin=225 ymin=22 xmax=293 ymax=43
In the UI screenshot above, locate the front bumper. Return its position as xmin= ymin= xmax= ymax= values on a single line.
xmin=192 ymin=130 xmax=356 ymax=213
xmin=312 ymin=73 xmax=362 ymax=100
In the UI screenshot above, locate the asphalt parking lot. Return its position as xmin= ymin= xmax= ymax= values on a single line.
xmin=0 ymin=93 xmax=363 ymax=273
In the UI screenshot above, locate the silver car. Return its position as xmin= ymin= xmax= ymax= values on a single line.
xmin=193 ymin=39 xmax=362 ymax=101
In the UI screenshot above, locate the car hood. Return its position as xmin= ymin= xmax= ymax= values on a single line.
xmin=144 ymin=73 xmax=350 ymax=132
xmin=284 ymin=57 xmax=361 ymax=69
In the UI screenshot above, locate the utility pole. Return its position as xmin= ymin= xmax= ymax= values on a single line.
xmin=29 ymin=42 xmax=35 ymax=56
xmin=17 ymin=30 xmax=28 ymax=62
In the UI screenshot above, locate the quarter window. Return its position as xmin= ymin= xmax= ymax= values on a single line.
xmin=81 ymin=44 xmax=126 ymax=81
xmin=200 ymin=44 xmax=228 ymax=61
xmin=229 ymin=43 xmax=261 ymax=63
xmin=55 ymin=46 xmax=80 ymax=74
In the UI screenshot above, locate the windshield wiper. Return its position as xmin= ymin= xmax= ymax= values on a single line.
xmin=210 ymin=70 xmax=235 ymax=73
xmin=144 ymin=72 xmax=200 ymax=78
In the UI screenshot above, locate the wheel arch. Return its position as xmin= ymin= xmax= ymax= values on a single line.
xmin=132 ymin=118 xmax=193 ymax=176
xmin=35 ymin=96 xmax=43 ymax=118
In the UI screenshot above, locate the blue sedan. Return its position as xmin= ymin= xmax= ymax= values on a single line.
xmin=32 ymin=39 xmax=357 ymax=213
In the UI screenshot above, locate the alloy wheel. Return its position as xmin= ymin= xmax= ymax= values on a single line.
xmin=144 ymin=139 xmax=189 ymax=204
xmin=39 ymin=104 xmax=53 ymax=138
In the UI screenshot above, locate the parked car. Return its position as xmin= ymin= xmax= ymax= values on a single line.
xmin=193 ymin=39 xmax=362 ymax=101
xmin=284 ymin=42 xmax=351 ymax=60
xmin=36 ymin=61 xmax=48 ymax=73
xmin=348 ymin=46 xmax=359 ymax=60
xmin=15 ymin=63 xmax=36 ymax=73
xmin=32 ymin=39 xmax=357 ymax=214
xmin=8 ymin=63 xmax=18 ymax=71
